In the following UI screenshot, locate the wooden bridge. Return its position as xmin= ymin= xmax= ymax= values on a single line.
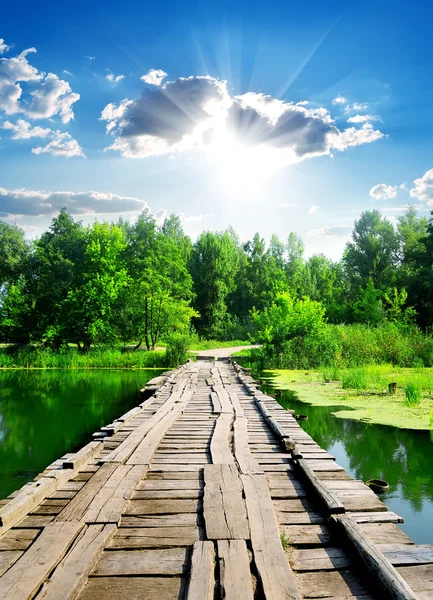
xmin=1 ymin=358 xmax=432 ymax=599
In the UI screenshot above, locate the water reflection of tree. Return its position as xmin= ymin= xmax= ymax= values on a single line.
xmin=263 ymin=382 xmax=433 ymax=513
xmin=0 ymin=369 xmax=162 ymax=499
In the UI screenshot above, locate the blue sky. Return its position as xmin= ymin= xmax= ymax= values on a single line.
xmin=1 ymin=0 xmax=433 ymax=258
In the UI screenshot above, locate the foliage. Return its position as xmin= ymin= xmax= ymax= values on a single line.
xmin=0 ymin=346 xmax=166 ymax=369
xmin=164 ymin=333 xmax=191 ymax=366
xmin=405 ymin=383 xmax=422 ymax=406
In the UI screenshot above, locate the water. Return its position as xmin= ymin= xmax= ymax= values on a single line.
xmin=260 ymin=374 xmax=433 ymax=546
xmin=0 ymin=369 xmax=164 ymax=499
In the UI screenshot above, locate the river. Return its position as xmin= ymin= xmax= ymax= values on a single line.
xmin=260 ymin=374 xmax=433 ymax=546
xmin=0 ymin=369 xmax=164 ymax=500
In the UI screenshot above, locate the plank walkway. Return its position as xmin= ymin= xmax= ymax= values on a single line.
xmin=1 ymin=359 xmax=432 ymax=599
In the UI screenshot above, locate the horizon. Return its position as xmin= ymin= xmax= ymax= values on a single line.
xmin=1 ymin=0 xmax=433 ymax=260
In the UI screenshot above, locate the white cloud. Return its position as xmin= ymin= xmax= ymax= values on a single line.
xmin=2 ymin=118 xmax=52 ymax=139
xmin=410 ymin=168 xmax=433 ymax=203
xmin=101 ymin=75 xmax=385 ymax=161
xmin=2 ymin=118 xmax=84 ymax=157
xmin=0 ymin=46 xmax=79 ymax=122
xmin=84 ymin=55 xmax=95 ymax=60
xmin=32 ymin=132 xmax=85 ymax=158
xmin=399 ymin=182 xmax=408 ymax=190
xmin=0 ymin=187 xmax=148 ymax=217
xmin=369 ymin=183 xmax=399 ymax=200
xmin=331 ymin=123 xmax=384 ymax=151
xmin=333 ymin=96 xmax=347 ymax=104
xmin=0 ymin=39 xmax=11 ymax=55
xmin=352 ymin=102 xmax=368 ymax=111
xmin=141 ymin=69 xmax=168 ymax=86
xmin=308 ymin=225 xmax=352 ymax=237
xmin=309 ymin=205 xmax=320 ymax=214
xmin=106 ymin=72 xmax=125 ymax=84
xmin=347 ymin=114 xmax=379 ymax=123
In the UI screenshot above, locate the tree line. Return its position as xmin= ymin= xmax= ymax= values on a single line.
xmin=1 ymin=206 xmax=433 ymax=353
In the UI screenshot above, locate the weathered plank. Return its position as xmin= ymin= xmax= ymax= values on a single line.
xmin=233 ymin=417 xmax=264 ymax=475
xmin=36 ymin=524 xmax=116 ymax=600
xmin=0 ymin=550 xmax=23 ymax=577
xmin=83 ymin=465 xmax=146 ymax=524
xmin=333 ymin=515 xmax=419 ymax=600
xmin=0 ymin=478 xmax=57 ymax=536
xmin=186 ymin=540 xmax=215 ymax=600
xmin=110 ymin=526 xmax=198 ymax=548
xmin=0 ymin=528 xmax=40 ymax=551
xmin=242 ymin=473 xmax=302 ymax=600
xmin=218 ymin=539 xmax=254 ymax=599
xmin=63 ymin=441 xmax=101 ymax=470
xmin=295 ymin=457 xmax=345 ymax=514
xmin=210 ymin=414 xmax=234 ymax=464
xmin=0 ymin=521 xmax=85 ymax=600
xmin=79 ymin=576 xmax=183 ymax=600
xmin=379 ymin=544 xmax=433 ymax=566
xmin=293 ymin=547 xmax=352 ymax=571
xmin=296 ymin=570 xmax=371 ymax=598
xmin=126 ymin=499 xmax=199 ymax=515
xmin=56 ymin=463 xmax=118 ymax=522
xmin=93 ymin=548 xmax=188 ymax=576
xmin=203 ymin=464 xmax=249 ymax=540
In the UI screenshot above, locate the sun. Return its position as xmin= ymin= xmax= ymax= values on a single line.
xmin=205 ymin=124 xmax=292 ymax=193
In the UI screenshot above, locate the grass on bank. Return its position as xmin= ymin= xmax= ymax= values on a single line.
xmin=0 ymin=347 xmax=167 ymax=370
xmin=266 ymin=366 xmax=433 ymax=431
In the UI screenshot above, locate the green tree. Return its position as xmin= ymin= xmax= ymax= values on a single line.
xmin=190 ymin=229 xmax=240 ymax=338
xmin=343 ymin=210 xmax=399 ymax=293
xmin=0 ymin=223 xmax=29 ymax=285
xmin=122 ymin=210 xmax=195 ymax=350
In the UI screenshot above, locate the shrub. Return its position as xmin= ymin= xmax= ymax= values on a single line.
xmin=405 ymin=383 xmax=422 ymax=406
xmin=165 ymin=333 xmax=191 ymax=367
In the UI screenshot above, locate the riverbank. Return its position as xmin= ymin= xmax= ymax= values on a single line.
xmin=264 ymin=366 xmax=433 ymax=431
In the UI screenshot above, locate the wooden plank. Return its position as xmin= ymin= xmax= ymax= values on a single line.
xmin=396 ymin=565 xmax=433 ymax=593
xmin=210 ymin=391 xmax=221 ymax=414
xmin=93 ymin=548 xmax=188 ymax=576
xmin=120 ymin=514 xmax=200 ymax=528
xmin=126 ymin=499 xmax=199 ymax=515
xmin=295 ymin=458 xmax=345 ymax=514
xmin=0 ymin=478 xmax=57 ymax=536
xmin=280 ymin=524 xmax=333 ymax=547
xmin=63 ymin=441 xmax=101 ymax=469
xmin=136 ymin=479 xmax=201 ymax=491
xmin=379 ymin=544 xmax=433 ymax=566
xmin=349 ymin=511 xmax=404 ymax=524
xmin=79 ymin=576 xmax=183 ymax=600
xmin=127 ymin=402 xmax=189 ymax=465
xmin=36 ymin=524 xmax=116 ymax=600
xmin=242 ymin=473 xmax=302 ymax=600
xmin=296 ymin=570 xmax=371 ymax=598
xmin=293 ymin=547 xmax=352 ymax=571
xmin=203 ymin=464 xmax=249 ymax=540
xmin=110 ymin=526 xmax=198 ymax=549
xmin=0 ymin=521 xmax=84 ymax=600
xmin=333 ymin=515 xmax=419 ymax=600
xmin=0 ymin=550 xmax=23 ymax=577
xmin=56 ymin=463 xmax=119 ymax=522
xmin=83 ymin=465 xmax=146 ymax=524
xmin=229 ymin=391 xmax=244 ymax=417
xmin=233 ymin=417 xmax=264 ymax=475
xmin=361 ymin=523 xmax=414 ymax=545
xmin=218 ymin=539 xmax=254 ymax=599
xmin=100 ymin=379 xmax=188 ymax=463
xmin=186 ymin=540 xmax=215 ymax=600
xmin=0 ymin=528 xmax=40 ymax=551
xmin=212 ymin=384 xmax=233 ymax=414
xmin=210 ymin=414 xmax=234 ymax=464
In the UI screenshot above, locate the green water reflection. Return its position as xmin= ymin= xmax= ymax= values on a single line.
xmin=260 ymin=374 xmax=433 ymax=546
xmin=0 ymin=369 xmax=163 ymax=499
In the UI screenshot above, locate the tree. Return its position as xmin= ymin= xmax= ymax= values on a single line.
xmin=343 ymin=210 xmax=399 ymax=293
xmin=286 ymin=232 xmax=305 ymax=293
xmin=352 ymin=279 xmax=386 ymax=325
xmin=189 ymin=230 xmax=240 ymax=338
xmin=121 ymin=210 xmax=195 ymax=350
xmin=63 ymin=222 xmax=129 ymax=351
xmin=0 ymin=222 xmax=29 ymax=286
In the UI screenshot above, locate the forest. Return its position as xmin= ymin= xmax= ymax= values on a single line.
xmin=1 ymin=206 xmax=433 ymax=368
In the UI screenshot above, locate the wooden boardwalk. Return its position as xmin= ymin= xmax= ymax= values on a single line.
xmin=1 ymin=359 xmax=432 ymax=599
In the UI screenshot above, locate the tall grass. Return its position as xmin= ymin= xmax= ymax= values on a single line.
xmin=405 ymin=383 xmax=422 ymax=406
xmin=0 ymin=347 xmax=167 ymax=369
xmin=254 ymin=323 xmax=433 ymax=370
